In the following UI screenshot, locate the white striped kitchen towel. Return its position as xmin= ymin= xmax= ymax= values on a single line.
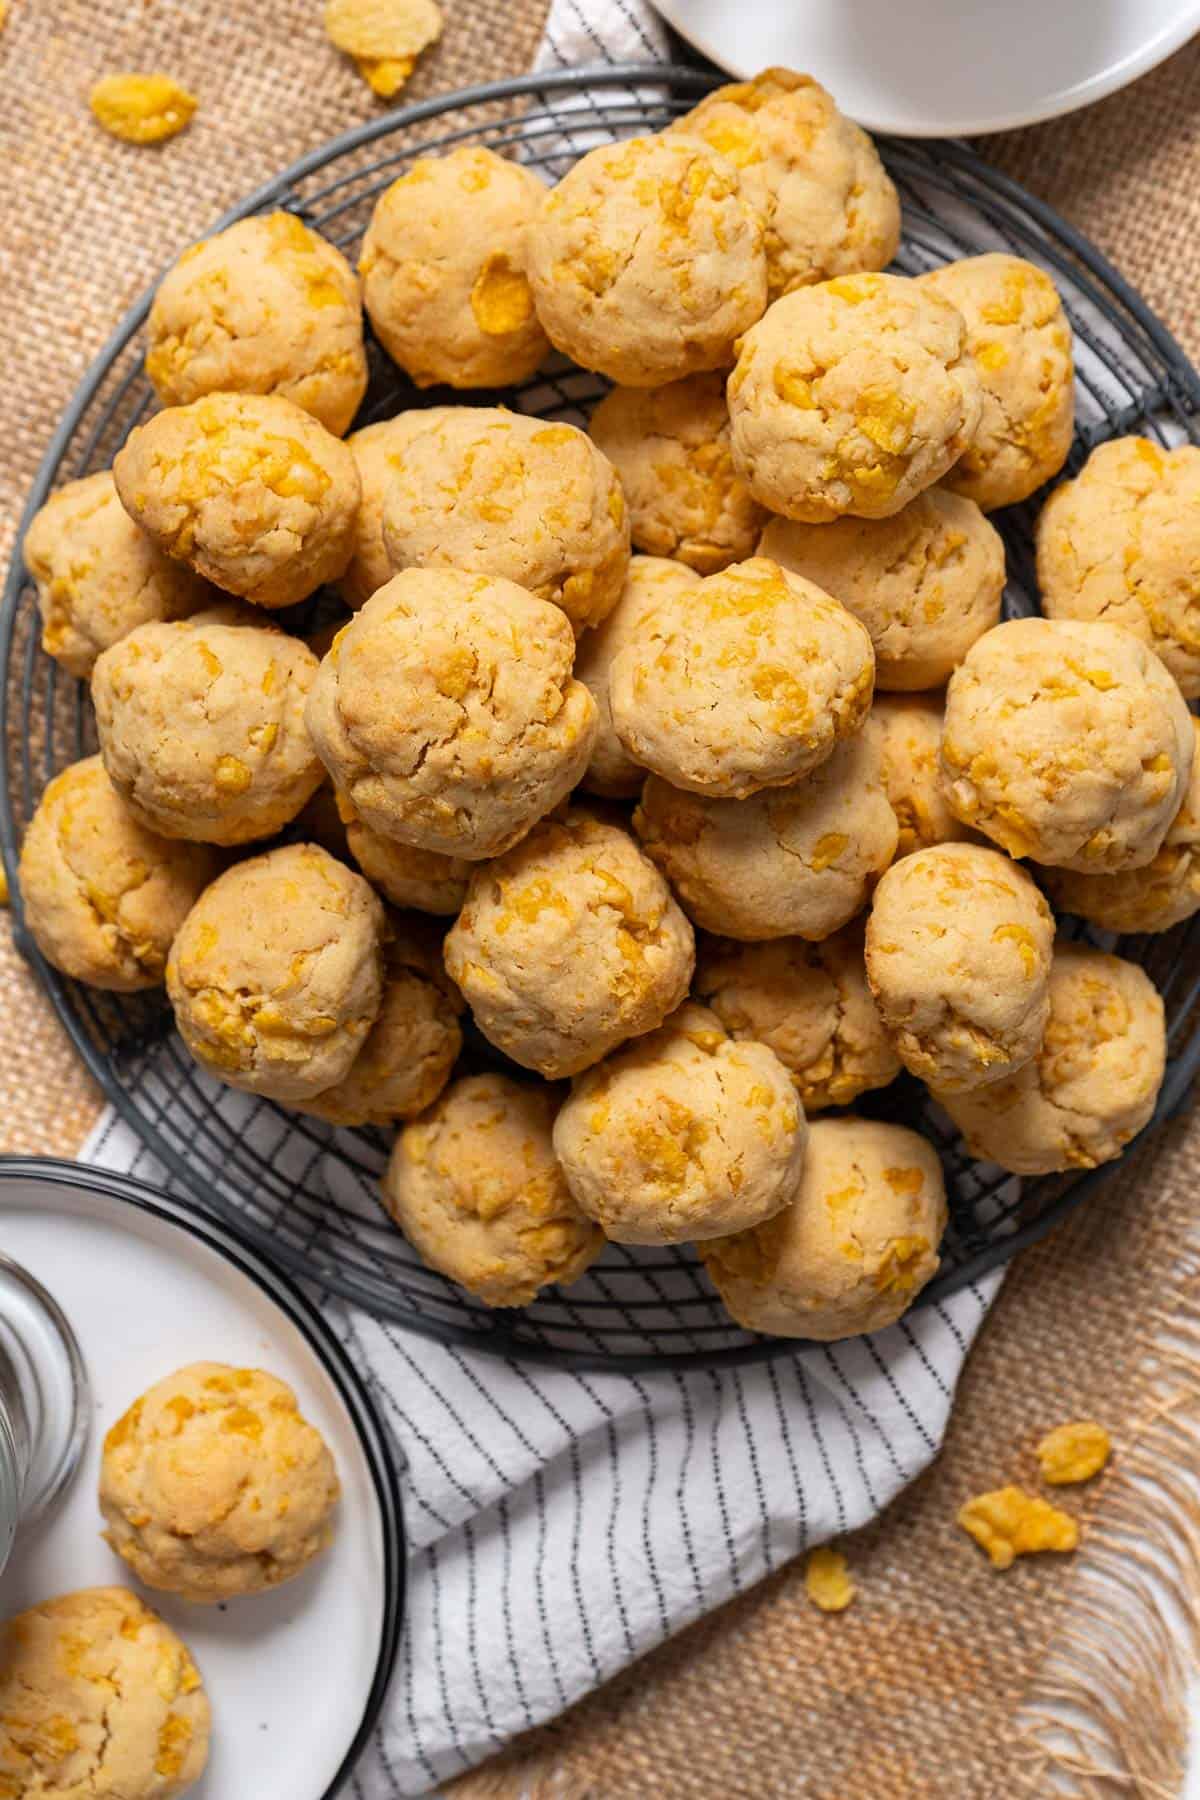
xmin=78 ymin=1 xmax=1006 ymax=1791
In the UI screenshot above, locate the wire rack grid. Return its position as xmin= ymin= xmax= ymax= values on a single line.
xmin=3 ymin=63 xmax=1199 ymax=1373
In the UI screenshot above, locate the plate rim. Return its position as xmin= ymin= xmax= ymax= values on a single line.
xmin=651 ymin=0 xmax=1200 ymax=136
xmin=0 ymin=1153 xmax=406 ymax=1800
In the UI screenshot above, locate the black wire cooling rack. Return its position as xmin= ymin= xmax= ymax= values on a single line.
xmin=4 ymin=63 xmax=1200 ymax=1374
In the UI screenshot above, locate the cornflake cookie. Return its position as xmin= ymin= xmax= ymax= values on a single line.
xmin=937 ymin=942 xmax=1165 ymax=1174
xmin=866 ymin=842 xmax=1054 ymax=1092
xmin=299 ymin=924 xmax=463 ymax=1126
xmin=0 ymin=1587 xmax=210 ymax=1799
xmin=444 ymin=811 xmax=694 ymax=1078
xmin=113 ymin=393 xmax=360 ymax=610
xmin=23 ymin=471 xmax=211 ymax=680
xmin=958 ymin=1487 xmax=1078 ymax=1570
xmin=304 ymin=568 xmax=597 ymax=859
xmin=101 ymin=1362 xmax=340 ymax=1602
xmin=18 ymin=756 xmax=218 ymax=991
xmin=867 ymin=692 xmax=979 ymax=859
xmin=941 ymin=617 xmax=1194 ymax=871
xmin=728 ymin=272 xmax=982 ymax=521
xmin=632 ymin=727 xmax=897 ymax=941
xmin=346 ymin=812 xmax=470 ymax=915
xmin=589 ymin=374 xmax=766 ymax=573
xmin=700 ymin=1115 xmax=946 ymax=1339
xmin=382 ymin=1073 xmax=603 ymax=1306
xmin=1044 ymin=719 xmax=1200 ymax=934
xmin=340 ymin=408 xmax=454 ymax=608
xmin=575 ymin=555 xmax=701 ymax=799
xmin=921 ymin=253 xmax=1074 ymax=511
xmin=92 ymin=616 xmax=324 ymax=845
xmin=90 ymin=73 xmax=197 ymax=144
xmin=324 ymin=0 xmax=442 ymax=98
xmin=1037 ymin=438 xmax=1200 ymax=697
xmin=360 ymin=148 xmax=549 ymax=389
xmin=553 ymin=1001 xmax=807 ymax=1245
xmin=669 ymin=68 xmax=900 ymax=300
xmin=759 ymin=487 xmax=1004 ymax=690
xmin=527 ymin=133 xmax=768 ymax=387
xmin=610 ymin=555 xmax=874 ymax=798
xmin=694 ymin=922 xmax=901 ymax=1112
xmin=146 ymin=213 xmax=367 ymax=436
xmin=381 ymin=408 xmax=630 ymax=634
xmin=167 ymin=843 xmax=384 ymax=1102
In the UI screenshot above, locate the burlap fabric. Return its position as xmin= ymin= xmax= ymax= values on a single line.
xmin=3 ymin=9 xmax=1200 ymax=1794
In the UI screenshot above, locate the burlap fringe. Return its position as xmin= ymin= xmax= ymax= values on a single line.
xmin=1016 ymin=1291 xmax=1200 ymax=1797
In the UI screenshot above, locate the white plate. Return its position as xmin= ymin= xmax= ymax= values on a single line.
xmin=652 ymin=0 xmax=1200 ymax=135
xmin=0 ymin=1160 xmax=403 ymax=1800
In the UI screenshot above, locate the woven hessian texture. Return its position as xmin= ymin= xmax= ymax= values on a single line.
xmin=3 ymin=8 xmax=1200 ymax=1793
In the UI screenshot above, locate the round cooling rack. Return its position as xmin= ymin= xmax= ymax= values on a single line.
xmin=3 ymin=64 xmax=1200 ymax=1374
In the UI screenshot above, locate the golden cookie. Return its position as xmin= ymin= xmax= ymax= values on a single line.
xmin=101 ymin=1363 xmax=339 ymax=1602
xmin=360 ymin=147 xmax=549 ymax=389
xmin=305 ymin=568 xmax=597 ymax=860
xmin=113 ymin=393 xmax=360 ymax=610
xmin=759 ymin=487 xmax=1004 ymax=690
xmin=1037 ymin=437 xmax=1200 ymax=697
xmin=938 ymin=943 xmax=1165 ymax=1173
xmin=941 ymin=616 xmax=1194 ymax=871
xmin=92 ymin=616 xmax=323 ymax=845
xmin=527 ymin=133 xmax=768 ymax=386
xmin=340 ymin=407 xmax=454 ymax=608
xmin=632 ymin=726 xmax=897 ymax=941
xmin=728 ymin=272 xmax=982 ymax=521
xmin=553 ymin=1001 xmax=807 ymax=1245
xmin=346 ymin=811 xmax=470 ymax=915
xmin=23 ymin=471 xmax=211 ymax=680
xmin=18 ymin=756 xmax=218 ymax=991
xmin=589 ymin=373 xmax=766 ymax=573
xmin=167 ymin=843 xmax=384 ymax=1102
xmin=609 ymin=555 xmax=874 ymax=798
xmin=865 ymin=841 xmax=1054 ymax=1093
xmin=382 ymin=1073 xmax=603 ymax=1306
xmin=444 ymin=810 xmax=695 ymax=1078
xmin=146 ymin=212 xmax=367 ymax=435
xmin=0 ymin=1587 xmax=209 ymax=1798
xmin=700 ymin=1116 xmax=946 ymax=1339
xmin=866 ymin=692 xmax=979 ymax=859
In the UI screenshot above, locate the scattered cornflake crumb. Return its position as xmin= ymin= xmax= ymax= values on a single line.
xmin=89 ymin=73 xmax=197 ymax=144
xmin=355 ymin=55 xmax=414 ymax=98
xmin=0 ymin=4 xmax=9 ymax=36
xmin=325 ymin=0 xmax=441 ymax=98
xmin=0 ymin=866 xmax=9 ymax=906
xmin=804 ymin=1545 xmax=855 ymax=1612
xmin=958 ymin=1485 xmax=1079 ymax=1570
xmin=1036 ymin=1420 xmax=1112 ymax=1486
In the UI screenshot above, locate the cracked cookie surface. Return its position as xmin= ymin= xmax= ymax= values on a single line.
xmin=305 ymin=567 xmax=597 ymax=859
xmin=382 ymin=1072 xmax=603 ymax=1306
xmin=113 ymin=392 xmax=360 ymax=610
xmin=865 ymin=841 xmax=1054 ymax=1093
xmin=728 ymin=272 xmax=982 ymax=522
xmin=553 ymin=1001 xmax=807 ymax=1245
xmin=381 ymin=407 xmax=630 ymax=634
xmin=940 ymin=616 xmax=1194 ymax=871
xmin=167 ymin=842 xmax=384 ymax=1101
xmin=445 ymin=809 xmax=694 ymax=1078
xmin=527 ymin=133 xmax=768 ymax=387
xmin=609 ymin=555 xmax=875 ymax=798
xmin=1037 ymin=437 xmax=1200 ymax=697
xmin=18 ymin=756 xmax=218 ymax=991
xmin=146 ymin=211 xmax=367 ymax=436
xmin=700 ymin=1115 xmax=945 ymax=1339
xmin=339 ymin=407 xmax=454 ymax=609
xmin=632 ymin=725 xmax=897 ymax=941
xmin=0 ymin=1585 xmax=210 ymax=1798
xmin=100 ymin=1363 xmax=339 ymax=1603
xmin=937 ymin=942 xmax=1165 ymax=1173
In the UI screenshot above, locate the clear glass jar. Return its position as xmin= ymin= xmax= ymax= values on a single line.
xmin=0 ymin=1253 xmax=89 ymax=1577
